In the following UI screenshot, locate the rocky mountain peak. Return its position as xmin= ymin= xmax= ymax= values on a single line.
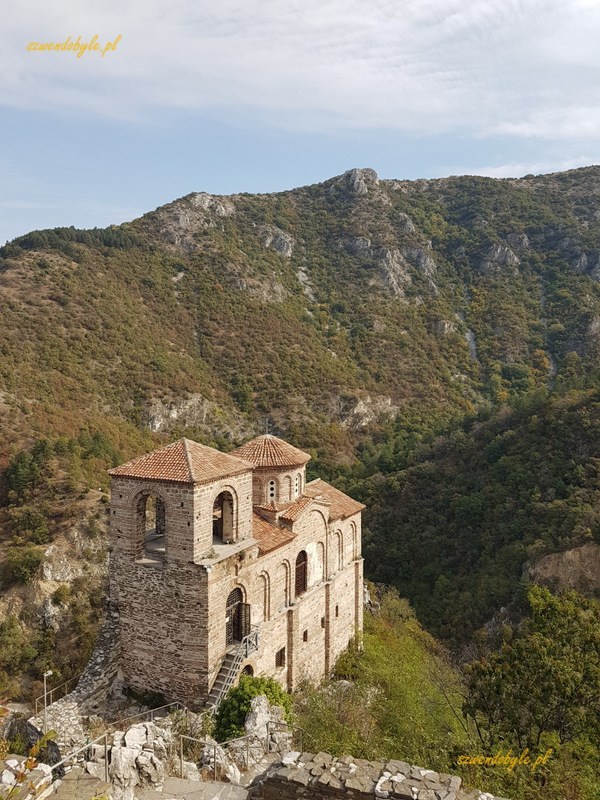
xmin=341 ymin=167 xmax=379 ymax=196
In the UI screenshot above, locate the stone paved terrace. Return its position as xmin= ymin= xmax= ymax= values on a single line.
xmin=46 ymin=767 xmax=111 ymax=799
xmin=45 ymin=769 xmax=249 ymax=800
xmin=136 ymin=778 xmax=248 ymax=799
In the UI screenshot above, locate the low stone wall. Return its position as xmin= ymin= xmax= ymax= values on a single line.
xmin=248 ymin=751 xmax=509 ymax=800
xmin=69 ymin=599 xmax=122 ymax=707
xmin=29 ymin=601 xmax=122 ymax=749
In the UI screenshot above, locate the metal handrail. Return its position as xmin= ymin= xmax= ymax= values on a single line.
xmin=38 ymin=703 xmax=188 ymax=795
xmin=180 ymin=733 xmax=217 ymax=780
xmin=49 ymin=732 xmax=110 ymax=784
xmin=33 ymin=676 xmax=80 ymax=715
xmin=107 ymin=701 xmax=186 ymax=730
xmin=178 ymin=718 xmax=304 ymax=780
xmin=207 ymin=626 xmax=260 ymax=711
xmin=242 ymin=625 xmax=260 ymax=657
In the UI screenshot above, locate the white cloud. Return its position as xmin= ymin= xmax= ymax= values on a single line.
xmin=1 ymin=0 xmax=599 ymax=139
xmin=453 ymin=156 xmax=595 ymax=178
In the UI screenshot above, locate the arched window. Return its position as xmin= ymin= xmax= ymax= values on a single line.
xmin=295 ymin=550 xmax=308 ymax=597
xmin=268 ymin=480 xmax=276 ymax=502
xmin=277 ymin=561 xmax=290 ymax=608
xmin=294 ymin=474 xmax=300 ymax=497
xmin=335 ymin=531 xmax=343 ymax=571
xmin=137 ymin=494 xmax=166 ymax=562
xmin=260 ymin=571 xmax=270 ymax=621
xmin=350 ymin=522 xmax=358 ymax=560
xmin=317 ymin=541 xmax=325 ymax=581
xmin=213 ymin=491 xmax=235 ymax=542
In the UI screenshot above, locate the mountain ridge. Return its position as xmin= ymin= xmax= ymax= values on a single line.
xmin=1 ymin=164 xmax=599 ymax=691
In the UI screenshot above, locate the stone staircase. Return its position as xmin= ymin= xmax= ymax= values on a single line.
xmin=44 ymin=766 xmax=111 ymax=799
xmin=136 ymin=777 xmax=248 ymax=799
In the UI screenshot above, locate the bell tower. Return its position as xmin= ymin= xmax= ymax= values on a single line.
xmin=108 ymin=438 xmax=253 ymax=706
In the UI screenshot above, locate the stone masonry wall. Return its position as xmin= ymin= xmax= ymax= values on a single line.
xmin=249 ymin=751 xmax=510 ymax=800
xmin=204 ymin=508 xmax=363 ymax=694
xmin=110 ymin=476 xmax=210 ymax=707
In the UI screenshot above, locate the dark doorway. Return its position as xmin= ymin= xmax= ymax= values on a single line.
xmin=241 ymin=665 xmax=254 ymax=677
xmin=225 ymin=588 xmax=250 ymax=646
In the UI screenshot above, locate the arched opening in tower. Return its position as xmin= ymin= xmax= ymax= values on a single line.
xmin=212 ymin=491 xmax=235 ymax=543
xmin=137 ymin=494 xmax=166 ymax=561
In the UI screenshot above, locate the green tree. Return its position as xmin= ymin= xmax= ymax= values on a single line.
xmin=1 ymin=546 xmax=44 ymax=587
xmin=8 ymin=506 xmax=50 ymax=544
xmin=464 ymin=586 xmax=600 ymax=750
xmin=214 ymin=675 xmax=292 ymax=742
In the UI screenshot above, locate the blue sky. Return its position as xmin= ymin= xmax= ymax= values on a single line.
xmin=2 ymin=0 xmax=600 ymax=243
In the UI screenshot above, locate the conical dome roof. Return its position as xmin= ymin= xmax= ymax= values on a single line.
xmin=231 ymin=434 xmax=310 ymax=469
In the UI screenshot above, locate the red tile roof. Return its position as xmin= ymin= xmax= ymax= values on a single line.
xmin=252 ymin=512 xmax=295 ymax=554
xmin=231 ymin=434 xmax=311 ymax=469
xmin=108 ymin=438 xmax=252 ymax=485
xmin=279 ymin=495 xmax=325 ymax=523
xmin=304 ymin=479 xmax=365 ymax=521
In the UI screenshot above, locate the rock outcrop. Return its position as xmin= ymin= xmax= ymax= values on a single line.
xmin=2 ymin=718 xmax=63 ymax=776
xmin=480 ymin=243 xmax=520 ymax=275
xmin=261 ymin=226 xmax=294 ymax=258
xmin=373 ymin=248 xmax=412 ymax=297
xmin=526 ymin=541 xmax=600 ymax=594
xmin=342 ymin=168 xmax=379 ymax=197
xmin=149 ymin=192 xmax=236 ymax=250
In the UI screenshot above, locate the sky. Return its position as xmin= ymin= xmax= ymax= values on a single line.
xmin=2 ymin=0 xmax=600 ymax=243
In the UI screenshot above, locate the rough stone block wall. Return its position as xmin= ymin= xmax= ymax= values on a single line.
xmin=110 ymin=476 xmax=210 ymax=706
xmin=248 ymin=751 xmax=510 ymax=800
xmin=114 ymin=559 xmax=209 ymax=705
xmin=193 ymin=471 xmax=254 ymax=556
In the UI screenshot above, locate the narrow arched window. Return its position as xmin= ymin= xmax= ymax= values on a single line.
xmin=260 ymin=572 xmax=270 ymax=621
xmin=213 ymin=491 xmax=235 ymax=542
xmin=268 ymin=479 xmax=276 ymax=502
xmin=295 ymin=550 xmax=308 ymax=597
xmin=350 ymin=522 xmax=358 ymax=560
xmin=317 ymin=541 xmax=325 ymax=581
xmin=294 ymin=474 xmax=300 ymax=497
xmin=137 ymin=493 xmax=166 ymax=563
xmin=335 ymin=531 xmax=343 ymax=571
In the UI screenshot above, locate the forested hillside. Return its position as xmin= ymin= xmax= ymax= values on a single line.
xmin=358 ymin=388 xmax=600 ymax=645
xmin=1 ymin=165 xmax=600 ymax=694
xmin=2 ymin=166 xmax=600 ymax=469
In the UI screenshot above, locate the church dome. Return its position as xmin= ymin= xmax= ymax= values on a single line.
xmin=231 ymin=434 xmax=310 ymax=469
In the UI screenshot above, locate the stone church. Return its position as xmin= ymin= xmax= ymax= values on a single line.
xmin=108 ymin=434 xmax=364 ymax=709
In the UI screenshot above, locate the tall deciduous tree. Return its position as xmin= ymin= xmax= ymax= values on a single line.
xmin=464 ymin=586 xmax=600 ymax=750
